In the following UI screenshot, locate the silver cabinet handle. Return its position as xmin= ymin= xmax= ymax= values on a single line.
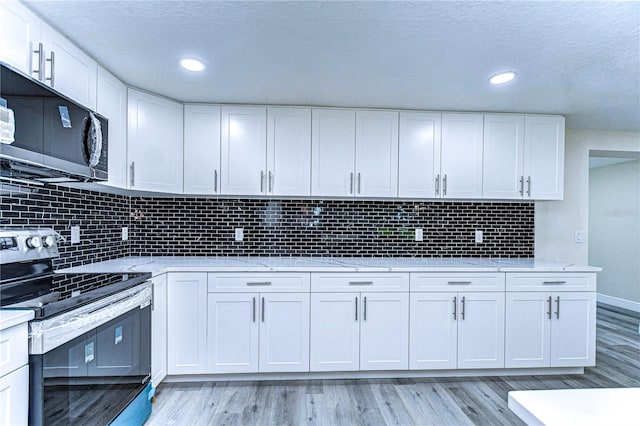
xmin=448 ymin=281 xmax=472 ymax=285
xmin=32 ymin=42 xmax=44 ymax=80
xmin=350 ymin=172 xmax=354 ymax=194
xmin=246 ymin=281 xmax=272 ymax=286
xmin=435 ymin=174 xmax=440 ymax=195
xmin=214 ymin=169 xmax=218 ymax=193
xmin=453 ymin=296 xmax=457 ymax=320
xmin=349 ymin=281 xmax=373 ymax=285
xmin=555 ymin=296 xmax=560 ymax=319
xmin=547 ymin=296 xmax=552 ymax=320
xmin=261 ymin=297 xmax=265 ymax=322
xmin=527 ymin=176 xmax=531 ymax=197
xmin=46 ymin=50 xmax=55 ymax=87
xmin=357 ymin=172 xmax=361 ymax=194
xmin=355 ymin=296 xmax=358 ymax=321
xmin=461 ymin=296 xmax=466 ymax=320
xmin=443 ymin=174 xmax=447 ymax=196
xmin=252 ymin=297 xmax=256 ymax=322
xmin=543 ymin=281 xmax=566 ymax=285
xmin=519 ymin=176 xmax=524 ymax=196
xmin=260 ymin=171 xmax=265 ymax=193
xmin=130 ymin=162 xmax=135 ymax=187
xmin=363 ymin=296 xmax=367 ymax=321
xmin=268 ymin=171 xmax=273 ymax=193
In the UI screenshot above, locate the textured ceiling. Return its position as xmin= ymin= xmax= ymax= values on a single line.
xmin=24 ymin=0 xmax=640 ymax=131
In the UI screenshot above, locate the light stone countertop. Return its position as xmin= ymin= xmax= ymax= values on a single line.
xmin=0 ymin=309 xmax=34 ymax=331
xmin=55 ymin=256 xmax=601 ymax=275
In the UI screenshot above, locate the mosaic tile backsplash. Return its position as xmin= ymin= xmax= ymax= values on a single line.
xmin=129 ymin=198 xmax=534 ymax=257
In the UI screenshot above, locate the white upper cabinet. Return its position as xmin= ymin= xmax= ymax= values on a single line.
xmin=0 ymin=0 xmax=40 ymax=75
xmin=482 ymin=114 xmax=525 ymax=199
xmin=221 ymin=106 xmax=267 ymax=195
xmin=398 ymin=112 xmax=442 ymax=198
xmin=267 ymin=107 xmax=311 ymax=196
xmin=40 ymin=23 xmax=97 ymax=110
xmin=524 ymin=115 xmax=565 ymax=200
xmin=184 ymin=104 xmax=221 ymax=194
xmin=440 ymin=114 xmax=484 ymax=198
xmin=483 ymin=114 xmax=564 ymax=200
xmin=96 ymin=66 xmax=127 ymax=189
xmin=127 ymin=89 xmax=184 ymax=193
xmin=355 ymin=110 xmax=399 ymax=197
xmin=311 ymin=109 xmax=356 ymax=196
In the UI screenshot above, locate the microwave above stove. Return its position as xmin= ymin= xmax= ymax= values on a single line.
xmin=0 ymin=63 xmax=108 ymax=183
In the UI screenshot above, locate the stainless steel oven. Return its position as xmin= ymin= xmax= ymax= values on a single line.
xmin=0 ymin=229 xmax=152 ymax=425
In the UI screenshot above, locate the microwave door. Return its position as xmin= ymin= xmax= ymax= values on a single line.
xmin=0 ymin=96 xmax=45 ymax=164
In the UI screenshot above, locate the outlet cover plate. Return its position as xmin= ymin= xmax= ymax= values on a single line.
xmin=70 ymin=226 xmax=80 ymax=244
xmin=235 ymin=228 xmax=244 ymax=241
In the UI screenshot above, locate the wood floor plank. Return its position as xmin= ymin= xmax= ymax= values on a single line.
xmin=147 ymin=304 xmax=640 ymax=426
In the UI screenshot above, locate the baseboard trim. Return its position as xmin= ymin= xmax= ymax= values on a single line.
xmin=163 ymin=367 xmax=585 ymax=383
xmin=597 ymin=293 xmax=640 ymax=313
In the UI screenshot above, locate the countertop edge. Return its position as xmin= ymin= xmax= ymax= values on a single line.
xmin=0 ymin=309 xmax=35 ymax=331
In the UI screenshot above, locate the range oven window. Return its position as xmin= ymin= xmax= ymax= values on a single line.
xmin=30 ymin=305 xmax=151 ymax=425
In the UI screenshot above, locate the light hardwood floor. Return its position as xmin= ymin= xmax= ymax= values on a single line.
xmin=147 ymin=304 xmax=640 ymax=425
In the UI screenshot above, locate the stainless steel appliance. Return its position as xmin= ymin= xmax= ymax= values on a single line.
xmin=0 ymin=229 xmax=152 ymax=425
xmin=0 ymin=63 xmax=108 ymax=183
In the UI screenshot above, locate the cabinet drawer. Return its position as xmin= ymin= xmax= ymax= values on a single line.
xmin=410 ymin=273 xmax=505 ymax=292
xmin=311 ymin=273 xmax=409 ymax=292
xmin=506 ymin=273 xmax=596 ymax=292
xmin=208 ymin=273 xmax=310 ymax=293
xmin=0 ymin=322 xmax=29 ymax=377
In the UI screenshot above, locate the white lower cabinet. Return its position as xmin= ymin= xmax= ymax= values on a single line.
xmin=310 ymin=292 xmax=409 ymax=372
xmin=0 ymin=364 xmax=29 ymax=426
xmin=505 ymin=291 xmax=596 ymax=368
xmin=151 ymin=273 xmax=167 ymax=387
xmin=167 ymin=273 xmax=208 ymax=374
xmin=409 ymin=292 xmax=505 ymax=369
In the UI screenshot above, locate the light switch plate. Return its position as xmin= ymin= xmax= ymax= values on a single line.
xmin=235 ymin=228 xmax=244 ymax=241
xmin=71 ymin=226 xmax=80 ymax=244
xmin=415 ymin=228 xmax=423 ymax=241
xmin=122 ymin=227 xmax=128 ymax=241
xmin=575 ymin=230 xmax=584 ymax=243
xmin=475 ymin=230 xmax=483 ymax=243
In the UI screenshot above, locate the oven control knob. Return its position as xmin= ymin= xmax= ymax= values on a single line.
xmin=42 ymin=235 xmax=55 ymax=248
xmin=26 ymin=236 xmax=42 ymax=249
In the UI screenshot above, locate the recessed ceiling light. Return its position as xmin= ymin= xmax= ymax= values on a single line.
xmin=180 ymin=58 xmax=205 ymax=72
xmin=489 ymin=71 xmax=516 ymax=85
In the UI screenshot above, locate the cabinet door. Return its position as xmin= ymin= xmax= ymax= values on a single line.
xmin=96 ymin=66 xmax=128 ymax=189
xmin=398 ymin=112 xmax=441 ymax=198
xmin=550 ymin=292 xmax=596 ymax=367
xmin=267 ymin=107 xmax=311 ymax=196
xmin=311 ymin=109 xmax=356 ymax=196
xmin=360 ymin=292 xmax=408 ymax=370
xmin=0 ymin=365 xmax=29 ymax=426
xmin=440 ymin=114 xmax=484 ymax=198
xmin=151 ymin=274 xmax=167 ymax=387
xmin=310 ymin=292 xmax=359 ymax=371
xmin=167 ymin=273 xmax=207 ymax=374
xmin=409 ymin=292 xmax=457 ymax=370
xmin=0 ymin=0 xmax=40 ymax=75
xmin=505 ymin=292 xmax=551 ymax=368
xmin=259 ymin=293 xmax=310 ymax=372
xmin=457 ymin=292 xmax=505 ymax=369
xmin=355 ymin=110 xmax=399 ymax=197
xmin=482 ymin=114 xmax=525 ymax=199
xmin=208 ymin=293 xmax=259 ymax=373
xmin=127 ymin=89 xmax=184 ymax=193
xmin=41 ymin=23 xmax=97 ymax=110
xmin=221 ymin=106 xmax=267 ymax=195
xmin=184 ymin=104 xmax=221 ymax=194
xmin=524 ymin=115 xmax=565 ymax=200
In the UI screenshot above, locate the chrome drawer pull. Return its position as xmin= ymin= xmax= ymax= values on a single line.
xmin=453 ymin=296 xmax=457 ymax=320
xmin=246 ymin=281 xmax=272 ymax=286
xmin=543 ymin=281 xmax=566 ymax=285
xmin=448 ymin=281 xmax=472 ymax=285
xmin=348 ymin=281 xmax=373 ymax=285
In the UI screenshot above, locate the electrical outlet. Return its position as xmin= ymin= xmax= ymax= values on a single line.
xmin=475 ymin=230 xmax=483 ymax=243
xmin=575 ymin=231 xmax=584 ymax=243
xmin=70 ymin=226 xmax=80 ymax=244
xmin=122 ymin=227 xmax=128 ymax=241
xmin=415 ymin=228 xmax=423 ymax=241
xmin=71 ymin=290 xmax=81 ymax=298
xmin=235 ymin=228 xmax=244 ymax=241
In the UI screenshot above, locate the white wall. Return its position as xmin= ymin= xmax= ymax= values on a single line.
xmin=535 ymin=129 xmax=640 ymax=264
xmin=588 ymin=160 xmax=640 ymax=308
